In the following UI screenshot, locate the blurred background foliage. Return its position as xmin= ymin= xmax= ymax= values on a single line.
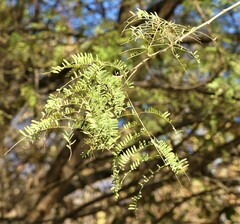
xmin=0 ymin=0 xmax=239 ymax=223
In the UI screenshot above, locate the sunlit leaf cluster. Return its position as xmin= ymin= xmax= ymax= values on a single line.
xmin=17 ymin=10 xmax=198 ymax=210
xmin=123 ymin=9 xmax=202 ymax=68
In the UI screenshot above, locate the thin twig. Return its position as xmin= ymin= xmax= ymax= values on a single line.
xmin=179 ymin=1 xmax=240 ymax=42
xmin=4 ymin=137 xmax=26 ymax=155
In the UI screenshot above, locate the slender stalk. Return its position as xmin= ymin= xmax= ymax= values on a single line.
xmin=179 ymin=1 xmax=240 ymax=42
xmin=4 ymin=137 xmax=26 ymax=155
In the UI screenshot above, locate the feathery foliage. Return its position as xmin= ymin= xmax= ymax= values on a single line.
xmin=123 ymin=9 xmax=202 ymax=69
xmin=20 ymin=53 xmax=128 ymax=154
xmin=14 ymin=9 xmax=208 ymax=210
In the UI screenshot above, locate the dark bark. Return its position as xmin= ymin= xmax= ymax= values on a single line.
xmin=147 ymin=0 xmax=184 ymax=20
xmin=118 ymin=0 xmax=137 ymax=24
